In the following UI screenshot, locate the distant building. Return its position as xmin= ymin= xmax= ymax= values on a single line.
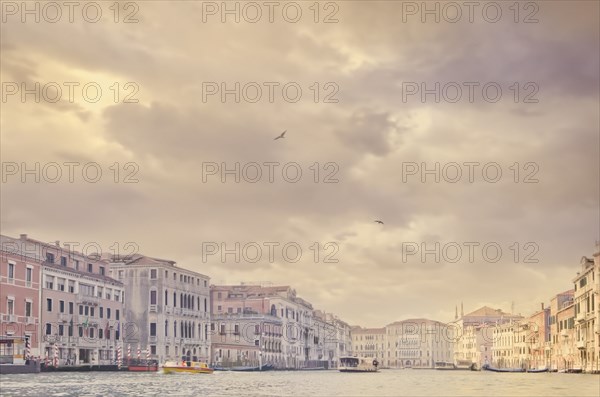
xmin=210 ymin=284 xmax=350 ymax=369
xmin=313 ymin=310 xmax=352 ymax=369
xmin=211 ymin=284 xmax=317 ymax=369
xmin=572 ymin=250 xmax=600 ymax=373
xmin=108 ymin=254 xmax=210 ymax=363
xmin=527 ymin=304 xmax=551 ymax=369
xmin=549 ymin=290 xmax=578 ymax=371
xmin=384 ymin=319 xmax=453 ymax=368
xmin=351 ymin=327 xmax=386 ymax=362
xmin=451 ymin=305 xmax=522 ymax=368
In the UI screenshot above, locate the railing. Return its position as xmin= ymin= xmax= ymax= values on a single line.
xmin=58 ymin=313 xmax=70 ymax=322
xmin=2 ymin=314 xmax=17 ymax=322
xmin=576 ymin=340 xmax=586 ymax=349
xmin=77 ymin=292 xmax=99 ymax=305
xmin=149 ymin=305 xmax=157 ymax=313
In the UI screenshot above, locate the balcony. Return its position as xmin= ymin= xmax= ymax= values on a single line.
xmin=77 ymin=292 xmax=99 ymax=306
xmin=165 ymin=307 xmax=172 ymax=314
xmin=149 ymin=336 xmax=158 ymax=343
xmin=576 ymin=340 xmax=586 ymax=349
xmin=58 ymin=313 xmax=69 ymax=322
xmin=149 ymin=305 xmax=157 ymax=313
xmin=2 ymin=314 xmax=16 ymax=322
xmin=26 ymin=316 xmax=36 ymax=324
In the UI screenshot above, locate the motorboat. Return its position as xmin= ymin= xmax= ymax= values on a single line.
xmin=339 ymin=356 xmax=379 ymax=373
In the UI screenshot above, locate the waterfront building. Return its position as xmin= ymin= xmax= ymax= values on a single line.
xmin=0 ymin=235 xmax=42 ymax=361
xmin=451 ymin=305 xmax=522 ymax=368
xmin=549 ymin=290 xmax=578 ymax=371
xmin=1 ymin=234 xmax=125 ymax=365
xmin=313 ymin=310 xmax=352 ymax=369
xmin=572 ymin=249 xmax=600 ymax=373
xmin=351 ymin=326 xmax=385 ymax=363
xmin=210 ymin=284 xmax=322 ymax=369
xmin=108 ymin=254 xmax=211 ymax=364
xmin=384 ymin=319 xmax=453 ymax=368
xmin=526 ymin=304 xmax=551 ymax=369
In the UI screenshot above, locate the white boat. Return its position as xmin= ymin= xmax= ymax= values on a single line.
xmin=339 ymin=356 xmax=379 ymax=373
xmin=435 ymin=360 xmax=476 ymax=371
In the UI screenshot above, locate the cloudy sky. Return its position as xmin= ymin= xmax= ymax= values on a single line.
xmin=2 ymin=1 xmax=598 ymax=327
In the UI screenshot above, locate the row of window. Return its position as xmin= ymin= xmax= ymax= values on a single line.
xmin=150 ymin=289 xmax=207 ymax=311
xmin=149 ymin=320 xmax=209 ymax=340
xmin=44 ymin=275 xmax=123 ymax=302
xmin=148 ymin=269 xmax=208 ymax=288
xmin=45 ymin=323 xmax=120 ymax=340
xmin=6 ymin=262 xmax=34 ymax=285
xmin=45 ymin=298 xmax=120 ymax=320
xmin=45 ymin=252 xmax=106 ymax=275
xmin=5 ymin=298 xmax=33 ymax=317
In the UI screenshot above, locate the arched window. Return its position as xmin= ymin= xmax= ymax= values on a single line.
xmin=271 ymin=304 xmax=277 ymax=317
xmin=165 ymin=289 xmax=168 ymax=306
xmin=174 ymin=321 xmax=177 ymax=337
xmin=165 ymin=320 xmax=169 ymax=337
xmin=173 ymin=292 xmax=177 ymax=307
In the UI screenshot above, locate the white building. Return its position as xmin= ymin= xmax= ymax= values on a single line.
xmin=108 ymin=254 xmax=210 ymax=363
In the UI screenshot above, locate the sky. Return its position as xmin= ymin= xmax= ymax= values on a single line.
xmin=1 ymin=0 xmax=599 ymax=328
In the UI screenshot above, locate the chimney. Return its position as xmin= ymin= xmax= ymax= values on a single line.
xmin=20 ymin=234 xmax=27 ymax=240
xmin=55 ymin=240 xmax=60 ymax=247
xmin=541 ymin=303 xmax=544 ymax=311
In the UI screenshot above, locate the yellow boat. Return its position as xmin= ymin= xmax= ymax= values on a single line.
xmin=163 ymin=361 xmax=214 ymax=374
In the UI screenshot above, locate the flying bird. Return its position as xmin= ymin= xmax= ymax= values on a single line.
xmin=274 ymin=130 xmax=286 ymax=140
xmin=374 ymin=220 xmax=384 ymax=224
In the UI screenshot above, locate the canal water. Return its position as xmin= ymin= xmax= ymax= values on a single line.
xmin=0 ymin=369 xmax=598 ymax=396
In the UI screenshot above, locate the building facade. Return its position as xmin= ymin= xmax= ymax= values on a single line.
xmin=351 ymin=327 xmax=386 ymax=362
xmin=451 ymin=306 xmax=523 ymax=368
xmin=2 ymin=234 xmax=125 ymax=365
xmin=385 ymin=319 xmax=453 ymax=368
xmin=0 ymin=235 xmax=42 ymax=362
xmin=573 ymin=250 xmax=600 ymax=373
xmin=550 ymin=290 xmax=579 ymax=371
xmin=108 ymin=254 xmax=211 ymax=364
xmin=210 ymin=284 xmax=350 ymax=369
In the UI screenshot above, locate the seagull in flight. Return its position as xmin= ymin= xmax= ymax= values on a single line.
xmin=374 ymin=220 xmax=384 ymax=224
xmin=274 ymin=130 xmax=286 ymax=140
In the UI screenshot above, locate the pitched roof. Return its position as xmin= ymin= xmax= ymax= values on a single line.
xmin=464 ymin=306 xmax=513 ymax=317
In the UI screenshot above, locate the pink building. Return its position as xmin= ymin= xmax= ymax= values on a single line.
xmin=0 ymin=235 xmax=42 ymax=361
xmin=2 ymin=234 xmax=125 ymax=366
xmin=527 ymin=304 xmax=551 ymax=369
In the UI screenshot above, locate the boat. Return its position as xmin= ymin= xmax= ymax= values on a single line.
xmin=230 ymin=364 xmax=274 ymax=372
xmin=213 ymin=363 xmax=275 ymax=371
xmin=339 ymin=356 xmax=379 ymax=373
xmin=163 ymin=361 xmax=214 ymax=374
xmin=435 ymin=360 xmax=476 ymax=371
xmin=526 ymin=367 xmax=549 ymax=373
xmin=434 ymin=361 xmax=457 ymax=370
xmin=482 ymin=364 xmax=525 ymax=373
xmin=127 ymin=359 xmax=159 ymax=372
